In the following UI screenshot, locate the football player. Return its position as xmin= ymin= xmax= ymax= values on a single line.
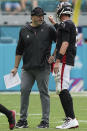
xmin=48 ymin=2 xmax=79 ymax=129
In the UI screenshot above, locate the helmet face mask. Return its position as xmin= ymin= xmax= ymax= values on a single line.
xmin=56 ymin=2 xmax=73 ymax=19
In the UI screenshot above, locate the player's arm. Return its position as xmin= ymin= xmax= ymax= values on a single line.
xmin=54 ymin=41 xmax=69 ymax=74
xmin=59 ymin=41 xmax=69 ymax=55
xmin=48 ymin=15 xmax=56 ymax=25
xmin=48 ymin=15 xmax=59 ymax=30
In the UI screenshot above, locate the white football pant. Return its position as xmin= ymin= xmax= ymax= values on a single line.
xmin=54 ymin=63 xmax=72 ymax=94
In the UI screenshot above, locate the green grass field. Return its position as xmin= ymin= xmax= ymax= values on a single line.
xmin=0 ymin=92 xmax=87 ymax=131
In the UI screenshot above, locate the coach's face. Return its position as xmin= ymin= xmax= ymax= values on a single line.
xmin=31 ymin=15 xmax=44 ymax=27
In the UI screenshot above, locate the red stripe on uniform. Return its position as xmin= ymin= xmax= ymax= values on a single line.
xmin=62 ymin=55 xmax=66 ymax=63
xmin=61 ymin=63 xmax=65 ymax=91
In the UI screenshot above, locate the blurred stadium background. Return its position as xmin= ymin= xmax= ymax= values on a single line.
xmin=0 ymin=0 xmax=87 ymax=92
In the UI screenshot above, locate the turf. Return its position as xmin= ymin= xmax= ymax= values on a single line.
xmin=0 ymin=92 xmax=87 ymax=131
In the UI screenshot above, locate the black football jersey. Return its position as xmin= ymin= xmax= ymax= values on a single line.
xmin=56 ymin=20 xmax=77 ymax=66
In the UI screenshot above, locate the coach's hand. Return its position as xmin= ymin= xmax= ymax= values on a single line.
xmin=11 ymin=67 xmax=18 ymax=76
xmin=54 ymin=60 xmax=60 ymax=74
xmin=48 ymin=56 xmax=55 ymax=64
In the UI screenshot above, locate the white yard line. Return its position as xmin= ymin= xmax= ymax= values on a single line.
xmin=0 ymin=113 xmax=41 ymax=116
xmin=0 ymin=91 xmax=87 ymax=96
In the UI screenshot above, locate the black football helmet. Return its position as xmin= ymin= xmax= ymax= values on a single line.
xmin=56 ymin=2 xmax=73 ymax=19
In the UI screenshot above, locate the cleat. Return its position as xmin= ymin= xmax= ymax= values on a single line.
xmin=8 ymin=110 xmax=16 ymax=130
xmin=37 ymin=121 xmax=49 ymax=128
xmin=16 ymin=119 xmax=28 ymax=128
xmin=56 ymin=117 xmax=79 ymax=129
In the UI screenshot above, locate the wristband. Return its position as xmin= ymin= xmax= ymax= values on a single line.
xmin=57 ymin=53 xmax=64 ymax=60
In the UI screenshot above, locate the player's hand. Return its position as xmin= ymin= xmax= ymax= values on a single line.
xmin=48 ymin=56 xmax=55 ymax=64
xmin=48 ymin=15 xmax=56 ymax=25
xmin=54 ymin=62 xmax=59 ymax=74
xmin=11 ymin=67 xmax=18 ymax=76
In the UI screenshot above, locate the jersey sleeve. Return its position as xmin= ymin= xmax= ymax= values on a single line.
xmin=16 ymin=28 xmax=25 ymax=55
xmin=54 ymin=23 xmax=59 ymax=30
xmin=49 ymin=25 xmax=57 ymax=42
xmin=60 ymin=21 xmax=70 ymax=43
